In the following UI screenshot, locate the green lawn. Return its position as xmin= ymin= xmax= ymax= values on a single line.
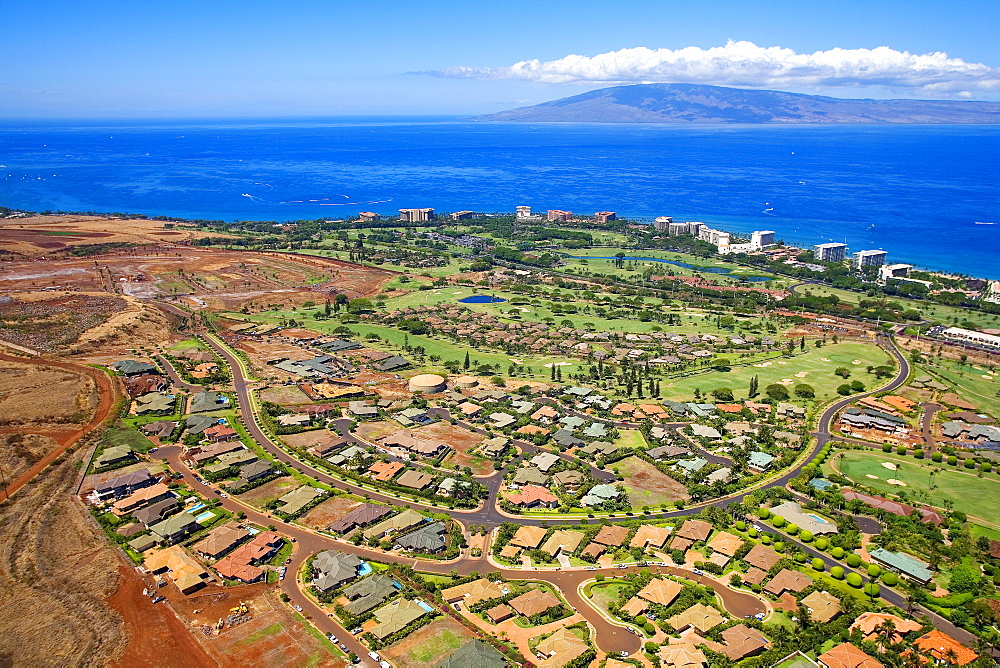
xmin=659 ymin=340 xmax=892 ymax=404
xmin=918 ymin=360 xmax=1000 ymax=418
xmin=611 ymin=456 xmax=689 ymax=507
xmin=100 ymin=427 xmax=156 ymax=454
xmin=408 ymin=630 xmax=466 ymax=663
xmin=832 ymin=450 xmax=1000 ymax=525
xmin=168 ymin=338 xmax=206 ymax=351
xmin=562 ymin=247 xmax=780 ymax=282
xmin=614 ymin=429 xmax=648 ymax=450
xmin=586 ymin=581 xmax=628 ymax=613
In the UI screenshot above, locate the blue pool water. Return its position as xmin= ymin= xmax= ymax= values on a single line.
xmin=806 ymin=513 xmax=830 ymax=524
xmin=195 ymin=511 xmax=215 ymax=522
xmin=187 ymin=502 xmax=206 ymax=513
xmin=416 ymin=601 xmax=435 ymax=612
xmin=567 ymin=255 xmax=774 ymax=281
xmin=358 ymin=562 xmax=372 ymax=576
xmin=459 ymin=295 xmax=508 ymax=303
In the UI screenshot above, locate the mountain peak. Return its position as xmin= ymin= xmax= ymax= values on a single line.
xmin=478 ymin=83 xmax=1000 ymax=124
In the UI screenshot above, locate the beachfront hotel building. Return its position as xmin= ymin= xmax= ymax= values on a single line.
xmin=699 ymin=226 xmax=731 ymax=248
xmin=449 ymin=211 xmax=475 ymax=220
xmin=399 ymin=208 xmax=435 ymax=222
xmin=547 ymin=210 xmax=573 ymax=222
xmin=751 ymin=230 xmax=775 ymax=249
xmin=594 ymin=211 xmax=616 ymax=223
xmin=853 ymin=249 xmax=888 ymax=268
xmin=654 ymin=216 xmax=672 ymax=232
xmin=814 ymin=242 xmax=848 ymax=263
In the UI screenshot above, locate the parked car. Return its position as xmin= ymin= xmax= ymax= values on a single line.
xmin=368 ymin=651 xmax=381 ymax=662
xmin=151 ymin=596 xmax=165 ymax=604
xmin=294 ymin=605 xmax=302 ymax=612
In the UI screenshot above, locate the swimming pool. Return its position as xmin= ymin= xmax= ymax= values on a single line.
xmin=358 ymin=562 xmax=372 ymax=577
xmin=806 ymin=513 xmax=830 ymax=524
xmin=416 ymin=601 xmax=435 ymax=612
xmin=187 ymin=502 xmax=206 ymax=513
xmin=459 ymin=295 xmax=507 ymax=303
xmin=195 ymin=511 xmax=215 ymax=523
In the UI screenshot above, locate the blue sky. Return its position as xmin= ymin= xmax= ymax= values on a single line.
xmin=3 ymin=0 xmax=998 ymax=117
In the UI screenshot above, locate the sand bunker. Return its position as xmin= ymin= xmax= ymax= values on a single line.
xmin=452 ymin=291 xmax=463 ymax=294
xmin=753 ymin=362 xmax=772 ymax=368
xmin=821 ymin=358 xmax=832 ymax=362
xmin=779 ymin=378 xmax=795 ymax=385
xmin=866 ymin=474 xmax=879 ymax=479
xmin=509 ymin=358 xmax=523 ymax=364
xmin=887 ymin=479 xmax=907 ymax=486
xmin=852 ymin=360 xmax=862 ymax=365
xmin=983 ymin=375 xmax=993 ymax=380
xmin=543 ymin=362 xmax=572 ymax=368
xmin=777 ymin=361 xmax=788 ymax=365
xmin=795 ymin=372 xmax=809 ymax=378
xmin=881 ymin=462 xmax=898 ymax=471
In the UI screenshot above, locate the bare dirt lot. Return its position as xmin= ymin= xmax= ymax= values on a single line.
xmin=176 ymin=587 xmax=343 ymax=667
xmin=238 ymin=477 xmax=300 ymax=509
xmin=0 ymin=215 xmax=230 ymax=256
xmin=258 ymin=384 xmax=314 ymax=406
xmin=381 ymin=616 xmax=476 ymax=668
xmin=300 ymin=495 xmax=364 ymax=530
xmin=354 ymin=420 xmax=402 ymax=443
xmin=0 ymin=456 xmax=125 ymax=666
xmin=0 ymin=432 xmax=60 ymax=487
xmin=415 ymin=421 xmax=493 ymax=476
xmin=280 ymin=430 xmax=341 ymax=451
xmin=612 ymin=456 xmax=690 ymax=507
xmin=0 ymin=358 xmax=96 ymax=426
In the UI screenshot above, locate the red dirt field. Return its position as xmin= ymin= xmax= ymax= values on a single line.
xmin=300 ymin=495 xmax=364 ymax=530
xmin=107 ymin=563 xmax=216 ymax=668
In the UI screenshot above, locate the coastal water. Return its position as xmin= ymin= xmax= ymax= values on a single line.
xmin=1 ymin=117 xmax=997 ymax=277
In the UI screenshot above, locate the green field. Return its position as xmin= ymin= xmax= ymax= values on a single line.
xmin=614 ymin=429 xmax=648 ymax=450
xmin=831 ymin=450 xmax=1000 ymax=526
xmin=561 ymin=247 xmax=782 ymax=283
xmin=659 ymin=341 xmax=892 ymax=404
xmin=586 ymin=581 xmax=629 ymax=614
xmin=408 ymin=630 xmax=465 ymax=663
xmin=918 ymin=361 xmax=1000 ymax=418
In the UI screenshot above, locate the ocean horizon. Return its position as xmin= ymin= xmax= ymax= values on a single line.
xmin=1 ymin=117 xmax=997 ymax=278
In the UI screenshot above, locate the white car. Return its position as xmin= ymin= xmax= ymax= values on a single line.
xmin=368 ymin=651 xmax=381 ymax=662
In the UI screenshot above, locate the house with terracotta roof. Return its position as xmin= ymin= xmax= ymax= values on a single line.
xmin=743 ymin=544 xmax=782 ymax=572
xmin=508 ymin=589 xmax=561 ymax=617
xmin=911 ymin=630 xmax=978 ymax=666
xmin=440 ymin=578 xmax=505 ymax=607
xmin=630 ymin=524 xmax=672 ymax=550
xmin=486 ymin=603 xmax=515 ymax=623
xmin=742 ymin=567 xmax=769 ymax=586
xmin=540 ymin=529 xmax=585 ymax=557
xmin=659 ymin=643 xmax=707 ymax=668
xmin=367 ymin=460 xmax=404 ymax=482
xmin=144 ymin=545 xmax=211 ymax=594
xmin=675 ymin=519 xmax=713 ymax=542
xmin=764 ymin=569 xmax=813 ymax=596
xmin=707 ymin=624 xmax=771 ymax=661
xmin=818 ymin=642 xmax=884 ymax=668
xmin=593 ymin=525 xmax=630 ymax=547
xmin=706 ymin=531 xmax=744 ymax=557
xmin=192 ymin=524 xmax=251 ymax=560
xmin=535 ymin=626 xmax=588 ymax=666
xmin=530 ymin=406 xmax=559 ymax=423
xmin=850 ymin=612 xmax=922 ymax=645
xmin=667 ymin=603 xmax=726 ymax=633
xmin=506 ymin=484 xmax=558 ymax=508
xmin=509 ymin=525 xmax=548 ymax=550
xmin=635 ymin=578 xmax=683 ymax=606
xmin=801 ymin=590 xmax=841 ymax=623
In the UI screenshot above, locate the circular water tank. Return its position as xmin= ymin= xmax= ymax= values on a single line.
xmin=408 ymin=373 xmax=446 ymax=393
xmin=454 ymin=375 xmax=478 ymax=389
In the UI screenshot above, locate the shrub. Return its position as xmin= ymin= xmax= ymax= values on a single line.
xmin=774 ymin=541 xmax=785 ymax=552
xmin=747 ymin=527 xmax=759 ymax=538
xmin=896 ymin=446 xmax=906 ymax=455
xmin=846 ymin=573 xmax=863 ymax=588
xmin=760 ymin=534 xmax=772 ymax=545
xmin=735 ymin=521 xmax=746 ymax=531
xmin=771 ymin=516 xmax=786 ymax=528
xmin=811 ymin=558 xmax=825 ymax=571
xmin=831 ymin=546 xmax=845 ymax=559
xmin=980 ymin=462 xmax=992 ymax=473
xmin=914 ymin=449 xmax=924 ymax=459
xmin=757 ymin=508 xmax=771 ymax=520
xmin=882 ymin=444 xmax=893 ymax=453
xmin=785 ymin=523 xmax=799 ymax=535
xmin=947 ymin=455 xmax=958 ymax=466
xmin=799 ymin=530 xmax=814 ymax=542
xmin=864 ymin=583 xmax=881 ymax=597
xmin=830 ymin=566 xmax=845 ymax=580
xmin=867 ymin=564 xmax=881 ymax=578
xmin=814 ymin=538 xmax=828 ymax=551
xmin=846 ymin=554 xmax=862 ymax=568
xmin=932 ymin=452 xmax=943 ymax=462
xmin=963 ymin=459 xmax=976 ymax=469
xmin=881 ymin=572 xmax=899 ymax=586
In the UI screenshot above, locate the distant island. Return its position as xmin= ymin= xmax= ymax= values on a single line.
xmin=478 ymin=83 xmax=1000 ymax=124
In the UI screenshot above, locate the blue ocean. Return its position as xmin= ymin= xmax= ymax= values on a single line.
xmin=1 ymin=117 xmax=997 ymax=277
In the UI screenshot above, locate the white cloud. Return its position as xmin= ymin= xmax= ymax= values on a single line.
xmin=431 ymin=41 xmax=1000 ymax=94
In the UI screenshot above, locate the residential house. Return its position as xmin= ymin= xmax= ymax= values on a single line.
xmin=668 ymin=603 xmax=726 ymax=634
xmin=193 ymin=524 xmax=251 ymax=559
xmin=370 ymin=598 xmax=426 ymax=640
xmin=748 ymin=451 xmax=776 ymax=471
xmin=770 ymin=501 xmax=839 ymax=535
xmin=535 ymin=627 xmax=588 ymax=666
xmin=676 ymin=457 xmax=709 ymax=474
xmin=630 ymin=524 xmax=672 ymax=550
xmin=489 ymin=412 xmax=516 ymax=429
xmin=801 ymin=590 xmax=841 ymax=623
xmin=511 ymin=467 xmax=549 ymax=486
xmin=552 ymin=469 xmax=584 ymax=491
xmin=690 ymin=424 xmax=722 ymax=440
xmin=706 ymin=531 xmax=744 ymax=557
xmin=91 ymin=469 xmax=157 ymax=502
xmin=540 ymin=530 xmax=585 ymax=557
xmin=868 ymin=548 xmax=933 ymax=583
xmin=233 ymin=460 xmax=275 ymax=488
xmin=95 ymin=445 xmax=135 ymax=470
xmin=364 ymin=509 xmax=426 ymax=539
xmin=911 ymin=630 xmax=978 ymax=666
xmin=132 ymin=498 xmax=179 ymax=526
xmin=744 ymin=544 xmax=783 ymax=572
xmin=313 ymin=550 xmax=364 ymax=592
xmin=203 ymin=424 xmax=238 ymax=442
xmin=507 ymin=484 xmax=558 ymax=508
xmin=113 ymin=360 xmax=157 ymax=376
xmin=143 ymin=545 xmax=210 ymax=594
xmin=709 ymin=624 xmax=771 ymax=661
xmin=395 ymin=470 xmax=434 ymax=490
xmin=342 ymin=575 xmax=400 ymax=616
xmin=764 ymin=569 xmax=813 ymax=596
xmin=509 ymin=525 xmax=548 ymax=550
xmin=581 ymin=483 xmax=620 ymax=506
xmin=368 ymin=461 xmax=404 ymax=482
xmin=647 ymin=444 xmax=688 ymax=460
xmin=276 ymin=485 xmax=324 ymax=515
xmin=432 ymin=640 xmax=505 ymax=668
xmin=817 ymin=642 xmax=884 ymax=668
xmin=440 ymin=578 xmax=505 ymax=607
xmin=508 ymin=589 xmax=561 ymax=617
xmin=486 ymin=603 xmax=515 ymax=623
xmin=111 ymin=482 xmax=173 ymax=516
xmin=380 ymin=432 xmax=449 ymax=459
xmin=327 ymin=503 xmax=393 ymax=534
xmin=396 ymin=522 xmax=447 ymax=553
xmin=148 ymin=513 xmax=201 ymax=544
xmin=479 ymin=436 xmax=509 ymax=458
xmin=676 ymin=520 xmax=713 ymax=543
xmin=529 ymin=452 xmax=560 ymax=472
xmin=141 ymin=420 xmax=176 ymax=439
xmin=134 ymin=392 xmax=175 ymax=415
xmin=348 ymin=401 xmax=378 ymax=418
xmin=849 ymin=613 xmax=922 ymax=645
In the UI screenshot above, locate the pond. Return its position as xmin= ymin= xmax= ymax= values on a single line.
xmin=565 ymin=255 xmax=774 ymax=282
xmin=459 ymin=295 xmax=508 ymax=303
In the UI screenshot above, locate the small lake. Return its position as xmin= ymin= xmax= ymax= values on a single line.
xmin=566 ymin=255 xmax=774 ymax=282
xmin=459 ymin=295 xmax=508 ymax=303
